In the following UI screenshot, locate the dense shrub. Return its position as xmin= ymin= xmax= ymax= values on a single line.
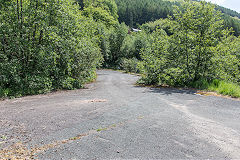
xmin=140 ymin=29 xmax=170 ymax=85
xmin=141 ymin=19 xmax=172 ymax=35
xmin=120 ymin=58 xmax=140 ymax=73
xmin=140 ymin=1 xmax=240 ymax=87
xmin=121 ymin=31 xmax=149 ymax=60
xmin=0 ymin=0 xmax=102 ymax=97
xmin=104 ymin=23 xmax=128 ymax=67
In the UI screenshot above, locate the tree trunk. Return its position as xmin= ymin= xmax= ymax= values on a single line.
xmin=17 ymin=0 xmax=20 ymax=21
xmin=39 ymin=30 xmax=43 ymax=45
xmin=1 ymin=34 xmax=6 ymax=55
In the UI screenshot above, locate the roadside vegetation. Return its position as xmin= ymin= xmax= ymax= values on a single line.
xmin=0 ymin=0 xmax=240 ymax=98
xmin=191 ymin=80 xmax=240 ymax=98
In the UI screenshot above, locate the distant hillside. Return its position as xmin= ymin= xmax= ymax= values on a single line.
xmin=194 ymin=0 xmax=240 ymax=17
xmin=115 ymin=0 xmax=240 ymax=36
xmin=115 ymin=0 xmax=177 ymax=27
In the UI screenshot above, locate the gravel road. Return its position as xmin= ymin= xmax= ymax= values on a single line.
xmin=1 ymin=70 xmax=240 ymax=159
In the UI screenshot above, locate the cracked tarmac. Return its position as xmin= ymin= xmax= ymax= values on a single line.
xmin=1 ymin=70 xmax=240 ymax=159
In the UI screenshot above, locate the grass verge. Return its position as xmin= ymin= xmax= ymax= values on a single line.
xmin=192 ymin=79 xmax=240 ymax=98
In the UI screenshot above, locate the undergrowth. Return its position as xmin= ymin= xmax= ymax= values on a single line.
xmin=191 ymin=79 xmax=240 ymax=98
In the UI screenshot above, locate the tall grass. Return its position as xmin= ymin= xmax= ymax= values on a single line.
xmin=192 ymin=79 xmax=240 ymax=98
xmin=209 ymin=80 xmax=240 ymax=98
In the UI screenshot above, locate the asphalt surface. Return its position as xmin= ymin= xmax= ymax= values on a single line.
xmin=0 ymin=70 xmax=240 ymax=159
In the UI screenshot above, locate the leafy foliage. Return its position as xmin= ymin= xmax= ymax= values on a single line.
xmin=78 ymin=0 xmax=118 ymax=27
xmin=104 ymin=23 xmax=128 ymax=67
xmin=0 ymin=0 xmax=102 ymax=97
xmin=115 ymin=0 xmax=240 ymax=36
xmin=115 ymin=0 xmax=175 ymax=27
xmin=141 ymin=19 xmax=172 ymax=35
xmin=140 ymin=1 xmax=240 ymax=86
xmin=120 ymin=31 xmax=150 ymax=59
xmin=120 ymin=58 xmax=140 ymax=73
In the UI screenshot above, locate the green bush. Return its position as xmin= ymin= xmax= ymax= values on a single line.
xmin=120 ymin=58 xmax=140 ymax=73
xmin=0 ymin=0 xmax=102 ymax=98
xmin=24 ymin=76 xmax=52 ymax=95
xmin=107 ymin=23 xmax=128 ymax=66
xmin=120 ymin=31 xmax=150 ymax=60
xmin=139 ymin=1 xmax=240 ymax=87
xmin=190 ymin=79 xmax=210 ymax=90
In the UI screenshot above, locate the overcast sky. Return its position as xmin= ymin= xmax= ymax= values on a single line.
xmin=205 ymin=0 xmax=240 ymax=13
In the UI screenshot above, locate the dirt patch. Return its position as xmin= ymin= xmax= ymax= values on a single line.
xmin=83 ymin=99 xmax=107 ymax=103
xmin=59 ymin=99 xmax=107 ymax=106
xmin=0 ymin=116 xmax=143 ymax=159
xmin=0 ymin=133 xmax=89 ymax=160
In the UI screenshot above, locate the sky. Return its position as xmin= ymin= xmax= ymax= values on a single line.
xmin=205 ymin=0 xmax=240 ymax=13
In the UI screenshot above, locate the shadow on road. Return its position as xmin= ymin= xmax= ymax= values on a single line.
xmin=135 ymin=85 xmax=196 ymax=95
xmin=97 ymin=73 xmax=109 ymax=76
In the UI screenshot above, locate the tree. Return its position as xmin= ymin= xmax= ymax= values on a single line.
xmin=81 ymin=0 xmax=118 ymax=27
xmin=169 ymin=0 xmax=225 ymax=82
xmin=0 ymin=0 xmax=102 ymax=97
xmin=140 ymin=0 xmax=240 ymax=86
xmin=107 ymin=23 xmax=128 ymax=66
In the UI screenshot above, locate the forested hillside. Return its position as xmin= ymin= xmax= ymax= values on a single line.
xmin=115 ymin=0 xmax=240 ymax=36
xmin=215 ymin=5 xmax=240 ymax=18
xmin=115 ymin=0 xmax=176 ymax=27
xmin=0 ymin=0 xmax=240 ymax=98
